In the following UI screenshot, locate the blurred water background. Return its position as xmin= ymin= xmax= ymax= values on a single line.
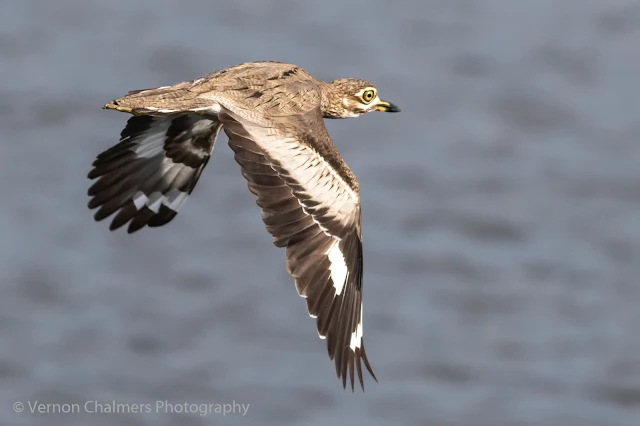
xmin=1 ymin=1 xmax=639 ymax=425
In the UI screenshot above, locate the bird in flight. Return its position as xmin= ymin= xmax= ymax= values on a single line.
xmin=87 ymin=61 xmax=400 ymax=391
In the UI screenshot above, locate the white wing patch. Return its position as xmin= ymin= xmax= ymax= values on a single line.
xmin=123 ymin=120 xmax=199 ymax=216
xmin=146 ymin=192 xmax=163 ymax=213
xmin=325 ymin=239 xmax=348 ymax=296
xmin=133 ymin=189 xmax=190 ymax=214
xmin=132 ymin=192 xmax=148 ymax=210
xmin=131 ymin=119 xmax=171 ymax=159
xmin=162 ymin=189 xmax=189 ymax=212
xmin=349 ymin=305 xmax=363 ymax=351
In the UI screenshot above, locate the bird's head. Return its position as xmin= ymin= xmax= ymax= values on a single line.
xmin=322 ymin=78 xmax=400 ymax=119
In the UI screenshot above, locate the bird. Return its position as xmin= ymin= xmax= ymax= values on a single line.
xmin=87 ymin=61 xmax=400 ymax=391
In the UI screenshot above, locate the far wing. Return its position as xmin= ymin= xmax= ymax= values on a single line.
xmin=88 ymin=113 xmax=221 ymax=233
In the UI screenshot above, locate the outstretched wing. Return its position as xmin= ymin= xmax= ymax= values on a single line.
xmin=219 ymin=106 xmax=376 ymax=391
xmin=88 ymin=113 xmax=222 ymax=233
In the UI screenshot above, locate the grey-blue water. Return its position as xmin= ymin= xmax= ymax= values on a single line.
xmin=2 ymin=1 xmax=639 ymax=425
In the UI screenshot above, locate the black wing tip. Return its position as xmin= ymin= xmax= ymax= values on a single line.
xmin=103 ymin=215 xmax=146 ymax=234
xmin=338 ymin=369 xmax=369 ymax=392
xmin=335 ymin=346 xmax=377 ymax=393
xmin=126 ymin=224 xmax=144 ymax=234
xmin=89 ymin=200 xmax=177 ymax=234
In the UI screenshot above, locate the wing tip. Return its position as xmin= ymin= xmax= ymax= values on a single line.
xmin=333 ymin=345 xmax=376 ymax=392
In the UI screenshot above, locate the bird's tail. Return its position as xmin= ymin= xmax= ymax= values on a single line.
xmin=103 ymin=81 xmax=208 ymax=115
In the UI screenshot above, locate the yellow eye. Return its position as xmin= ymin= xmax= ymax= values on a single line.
xmin=362 ymin=90 xmax=375 ymax=103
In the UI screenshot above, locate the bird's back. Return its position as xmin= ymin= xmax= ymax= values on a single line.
xmin=106 ymin=61 xmax=323 ymax=118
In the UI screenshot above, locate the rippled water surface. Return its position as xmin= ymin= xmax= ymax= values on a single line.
xmin=1 ymin=1 xmax=639 ymax=425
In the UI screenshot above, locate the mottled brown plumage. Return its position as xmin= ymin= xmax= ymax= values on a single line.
xmin=90 ymin=61 xmax=400 ymax=391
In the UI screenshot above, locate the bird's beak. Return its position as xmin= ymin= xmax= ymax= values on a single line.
xmin=375 ymin=100 xmax=401 ymax=112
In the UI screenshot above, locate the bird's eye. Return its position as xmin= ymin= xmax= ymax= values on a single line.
xmin=361 ymin=90 xmax=375 ymax=103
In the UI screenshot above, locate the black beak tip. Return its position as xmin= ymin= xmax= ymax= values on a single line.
xmin=386 ymin=103 xmax=401 ymax=113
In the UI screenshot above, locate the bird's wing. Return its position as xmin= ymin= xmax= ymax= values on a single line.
xmin=88 ymin=113 xmax=221 ymax=233
xmin=219 ymin=105 xmax=376 ymax=391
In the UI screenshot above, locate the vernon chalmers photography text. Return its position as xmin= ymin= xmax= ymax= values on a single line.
xmin=14 ymin=400 xmax=250 ymax=417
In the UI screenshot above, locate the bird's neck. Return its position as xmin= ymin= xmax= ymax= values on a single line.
xmin=320 ymin=83 xmax=347 ymax=119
